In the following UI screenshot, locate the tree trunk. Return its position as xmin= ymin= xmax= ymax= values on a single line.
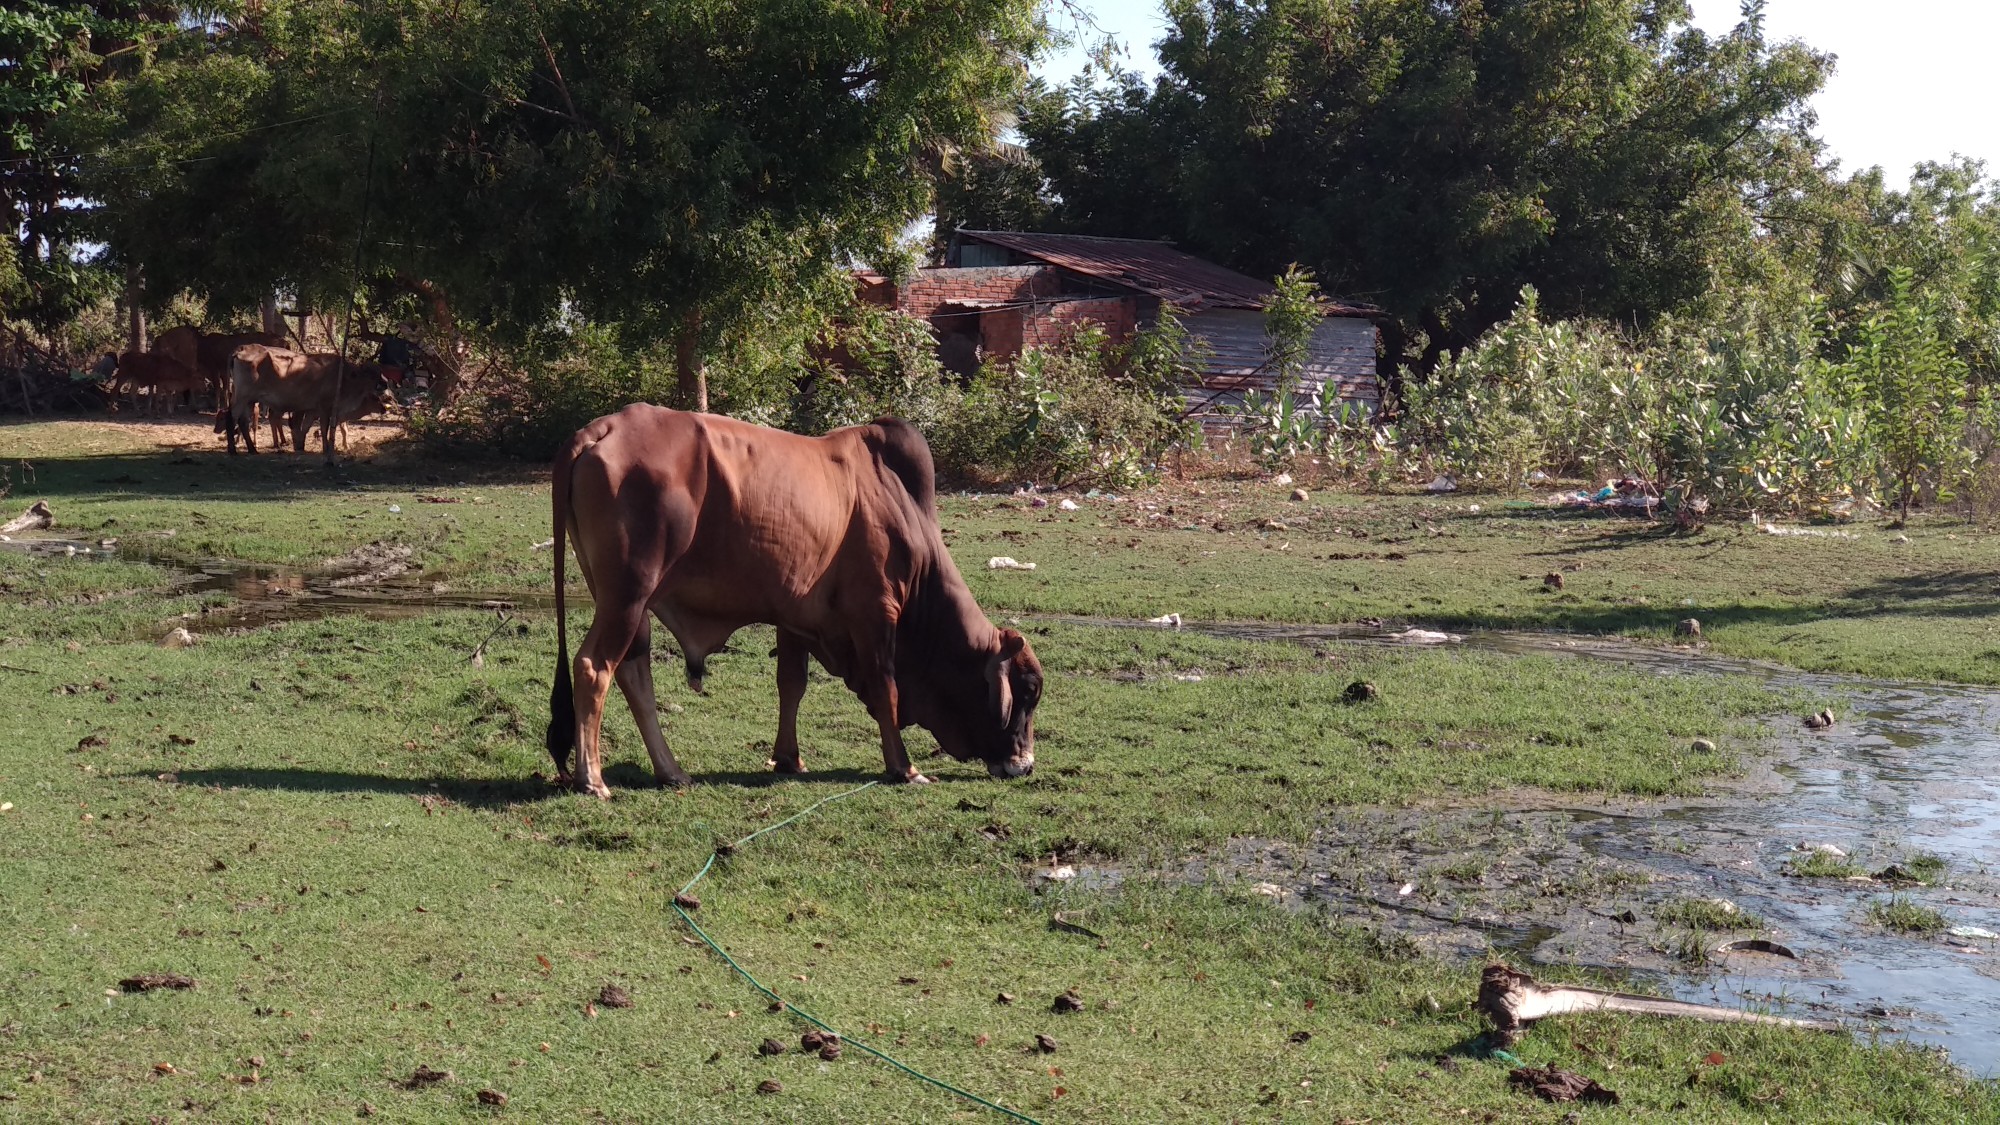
xmin=676 ymin=309 xmax=707 ymax=413
xmin=260 ymin=292 xmax=284 ymax=336
xmin=124 ymin=265 xmax=146 ymax=354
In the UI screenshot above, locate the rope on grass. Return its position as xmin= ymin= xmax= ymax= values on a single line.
xmin=670 ymin=779 xmax=1045 ymax=1125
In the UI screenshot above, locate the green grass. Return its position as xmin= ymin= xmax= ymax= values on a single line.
xmin=1876 ymin=854 xmax=1950 ymax=886
xmin=3 ymin=419 xmax=1997 ymax=1118
xmin=1786 ymin=851 xmax=1869 ymax=879
xmin=12 ymin=417 xmax=2000 ymax=683
xmin=1867 ymin=897 xmax=1951 ymax=935
xmin=1655 ymin=898 xmax=1764 ymax=931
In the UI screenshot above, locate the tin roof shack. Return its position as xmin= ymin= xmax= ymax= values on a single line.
xmin=859 ymin=231 xmax=1380 ymax=422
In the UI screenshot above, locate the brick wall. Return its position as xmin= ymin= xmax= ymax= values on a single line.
xmin=1023 ymin=297 xmax=1136 ymax=352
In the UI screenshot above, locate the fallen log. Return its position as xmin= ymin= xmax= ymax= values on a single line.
xmin=1 ymin=500 xmax=52 ymax=535
xmin=1478 ymin=964 xmax=1841 ymax=1046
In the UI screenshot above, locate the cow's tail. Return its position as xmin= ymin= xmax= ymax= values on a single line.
xmin=545 ymin=437 xmax=578 ymax=779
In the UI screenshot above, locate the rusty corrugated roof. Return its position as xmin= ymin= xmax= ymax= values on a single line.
xmin=954 ymin=230 xmax=1378 ymax=316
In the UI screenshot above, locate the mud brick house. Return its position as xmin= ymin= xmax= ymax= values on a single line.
xmin=856 ymin=230 xmax=1381 ymax=420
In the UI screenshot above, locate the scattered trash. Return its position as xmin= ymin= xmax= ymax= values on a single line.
xmin=531 ymin=538 xmax=555 ymax=551
xmin=1796 ymin=842 xmax=1848 ymax=858
xmin=1803 ymin=710 xmax=1835 ymax=731
xmin=1250 ymin=882 xmax=1285 ymax=898
xmin=1476 ymin=964 xmax=1839 ymax=1047
xmin=119 ymin=973 xmax=196 ymax=992
xmin=1751 ymin=515 xmax=1854 ymax=539
xmin=160 ymin=627 xmax=200 ymax=649
xmin=1057 ymin=499 xmax=1079 ymax=511
xmin=0 ymin=501 xmax=53 ymax=536
xmin=1507 ymin=1063 xmax=1620 ymax=1106
xmin=387 ymin=504 xmax=402 ymax=514
xmin=1397 ymin=882 xmax=1416 ymax=897
xmin=1426 ymin=475 xmax=1457 ymax=493
xmin=1712 ymin=939 xmax=1799 ymax=959
xmin=0 ymin=803 xmax=12 ymax=813
xmin=1034 ymin=865 xmax=1077 ymax=890
xmin=1272 ymin=472 xmax=1293 ymax=486
xmin=1674 ymin=617 xmax=1702 ymax=639
xmin=1146 ymin=612 xmax=1183 ymax=629
xmin=1029 ymin=496 xmax=1050 ymax=509
xmin=1051 ymin=991 xmax=1084 ymax=1014
xmin=1890 ymin=532 xmax=1911 ymax=543
xmin=1389 ymin=627 xmax=1462 ymax=644
xmin=1466 ymin=503 xmax=1480 ymax=513
xmin=1690 ymin=738 xmax=1717 ymax=753
xmin=986 ymin=556 xmax=1037 ymax=571
xmin=1528 ymin=470 xmax=1551 ymax=483
xmin=1948 ymin=926 xmax=1999 ymax=940
xmin=1343 ymin=681 xmax=1379 ymax=703
xmin=1172 ymin=672 xmax=1204 ymax=683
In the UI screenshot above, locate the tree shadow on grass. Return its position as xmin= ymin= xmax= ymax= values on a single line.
xmin=148 ymin=761 xmax=892 ymax=807
xmin=5 ymin=442 xmax=539 ymax=506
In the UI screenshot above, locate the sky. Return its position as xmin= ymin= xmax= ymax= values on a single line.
xmin=1035 ymin=1 xmax=2000 ymax=188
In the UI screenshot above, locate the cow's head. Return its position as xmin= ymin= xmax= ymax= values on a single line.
xmin=910 ymin=628 xmax=1042 ymax=779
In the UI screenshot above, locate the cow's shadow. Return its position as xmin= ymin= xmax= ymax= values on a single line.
xmin=145 ymin=762 xmax=897 ymax=806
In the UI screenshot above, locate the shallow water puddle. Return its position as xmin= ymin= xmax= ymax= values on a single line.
xmin=1063 ymin=616 xmax=2000 ymax=1075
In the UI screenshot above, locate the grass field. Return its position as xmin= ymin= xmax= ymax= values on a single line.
xmin=3 ymin=417 xmax=1996 ymax=1121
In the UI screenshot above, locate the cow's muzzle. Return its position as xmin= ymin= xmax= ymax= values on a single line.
xmin=989 ymin=753 xmax=1034 ymax=779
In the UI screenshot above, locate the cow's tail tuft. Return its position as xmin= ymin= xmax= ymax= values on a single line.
xmin=546 ymin=439 xmax=578 ymax=778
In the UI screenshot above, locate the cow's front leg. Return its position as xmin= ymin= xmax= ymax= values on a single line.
xmin=859 ymin=632 xmax=927 ymax=785
xmin=772 ymin=630 xmax=810 ymax=774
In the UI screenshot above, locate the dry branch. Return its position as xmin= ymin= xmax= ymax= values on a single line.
xmin=1478 ymin=964 xmax=1840 ymax=1046
xmin=1 ymin=500 xmax=53 ymax=535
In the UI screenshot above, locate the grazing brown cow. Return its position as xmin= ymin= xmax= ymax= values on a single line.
xmin=546 ymin=406 xmax=1042 ymax=797
xmin=99 ymin=350 xmax=201 ymax=415
xmin=220 ymin=345 xmax=396 ymax=459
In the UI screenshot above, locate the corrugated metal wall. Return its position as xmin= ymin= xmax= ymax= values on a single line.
xmin=1178 ymin=309 xmax=1379 ymax=419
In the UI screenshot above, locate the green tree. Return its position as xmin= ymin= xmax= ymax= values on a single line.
xmin=66 ymin=0 xmax=1043 ymax=411
xmin=1019 ymin=0 xmax=1829 ymax=376
xmin=0 ymin=2 xmax=147 ymax=331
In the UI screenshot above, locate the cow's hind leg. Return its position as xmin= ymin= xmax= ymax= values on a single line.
xmin=614 ymin=620 xmax=692 ymax=788
xmin=569 ymin=603 xmax=650 ymax=800
xmin=772 ymin=630 xmax=810 ymax=774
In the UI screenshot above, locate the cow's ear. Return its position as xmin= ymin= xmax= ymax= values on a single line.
xmin=998 ymin=628 xmax=1026 ymax=659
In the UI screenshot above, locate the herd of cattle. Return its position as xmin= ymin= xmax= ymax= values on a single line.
xmin=94 ymin=326 xmax=398 ymax=457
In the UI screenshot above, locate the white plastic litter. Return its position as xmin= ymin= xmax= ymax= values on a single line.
xmin=1173 ymin=673 xmax=1204 ymax=683
xmin=1426 ymin=475 xmax=1457 ymax=493
xmin=160 ymin=627 xmax=199 ymax=649
xmin=387 ymin=504 xmax=402 ymax=514
xmin=1272 ymin=472 xmax=1293 ymax=486
xmin=531 ymin=538 xmax=555 ymax=550
xmin=1467 ymin=504 xmax=1481 ymax=513
xmin=1057 ymin=499 xmax=1079 ymax=511
xmin=986 ymin=556 xmax=1037 ymax=571
xmin=1147 ymin=612 xmax=1183 ymax=629
xmin=1796 ymin=842 xmax=1848 ymax=858
xmin=1391 ymin=627 xmax=1463 ymax=644
xmin=1251 ymin=882 xmax=1285 ymax=898
xmin=1949 ymin=926 xmax=1999 ymax=940
xmin=1398 ymin=882 xmax=1416 ymax=897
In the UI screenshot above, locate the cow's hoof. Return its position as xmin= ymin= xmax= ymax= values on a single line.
xmin=658 ymin=773 xmax=694 ymax=790
xmin=772 ymin=758 xmax=807 ymax=776
xmin=888 ymin=770 xmax=932 ymax=785
xmin=575 ymin=780 xmax=612 ymax=800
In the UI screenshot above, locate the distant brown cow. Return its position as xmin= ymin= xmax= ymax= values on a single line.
xmin=98 ymin=350 xmax=201 ymax=415
xmin=221 ymin=345 xmax=396 ymax=459
xmin=547 ymin=406 xmax=1042 ymax=797
xmin=156 ymin=326 xmax=289 ymax=407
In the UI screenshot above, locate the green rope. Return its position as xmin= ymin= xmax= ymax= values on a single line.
xmin=1489 ymin=1047 xmax=1526 ymax=1068
xmin=670 ymin=780 xmax=1045 ymax=1125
